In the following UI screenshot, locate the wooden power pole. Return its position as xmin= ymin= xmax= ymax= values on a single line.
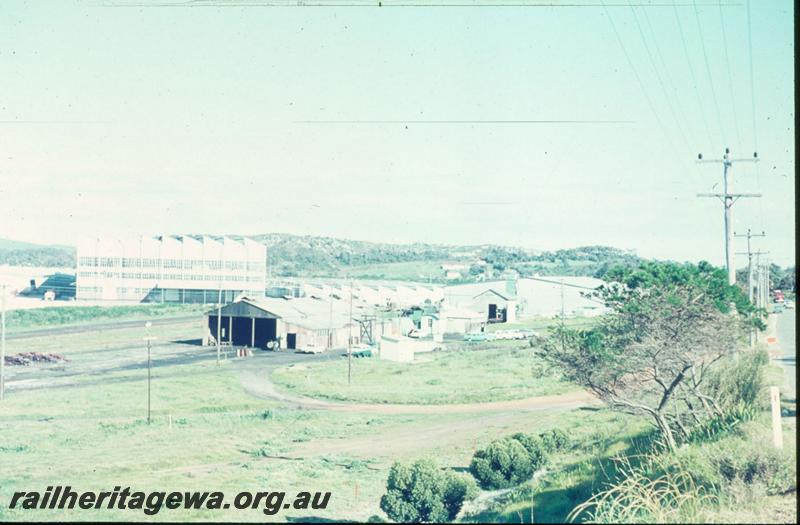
xmin=697 ymin=148 xmax=761 ymax=285
xmin=735 ymin=229 xmax=767 ymax=347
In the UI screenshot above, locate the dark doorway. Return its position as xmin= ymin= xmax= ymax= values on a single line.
xmin=207 ymin=315 xmax=231 ymax=343
xmin=231 ymin=317 xmax=252 ymax=346
xmin=286 ymin=333 xmax=297 ymax=350
xmin=488 ymin=304 xmax=497 ymax=320
xmin=254 ymin=318 xmax=277 ymax=348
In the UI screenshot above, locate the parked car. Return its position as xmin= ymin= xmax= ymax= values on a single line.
xmin=464 ymin=332 xmax=488 ymax=342
xmin=296 ymin=342 xmax=324 ymax=354
xmin=784 ymin=300 xmax=794 ymax=309
xmin=773 ymin=304 xmax=785 ymax=314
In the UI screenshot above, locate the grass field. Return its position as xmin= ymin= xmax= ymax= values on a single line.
xmin=271 ymin=343 xmax=576 ymax=405
xmin=0 ymin=321 xmax=602 ymax=522
xmin=1 ymin=310 xmax=794 ymax=522
xmin=325 ymin=260 xmax=449 ymax=282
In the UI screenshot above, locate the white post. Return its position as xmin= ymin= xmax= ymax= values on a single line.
xmin=770 ymin=386 xmax=783 ymax=449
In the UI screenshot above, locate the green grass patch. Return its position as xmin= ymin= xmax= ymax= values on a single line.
xmin=271 ymin=345 xmax=575 ymax=405
xmin=6 ymin=304 xmax=204 ymax=333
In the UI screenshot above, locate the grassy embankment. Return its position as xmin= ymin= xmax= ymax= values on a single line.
xmin=5 ymin=304 xmax=206 ymax=334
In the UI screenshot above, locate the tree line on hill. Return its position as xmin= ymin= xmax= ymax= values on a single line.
xmin=1 ymin=234 xmax=794 ymax=292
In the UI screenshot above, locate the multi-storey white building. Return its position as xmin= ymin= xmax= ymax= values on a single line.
xmin=76 ymin=235 xmax=267 ymax=303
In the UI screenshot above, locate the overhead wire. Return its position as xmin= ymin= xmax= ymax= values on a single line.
xmin=638 ymin=4 xmax=699 ymax=152
xmin=692 ymin=0 xmax=726 ymax=146
xmin=717 ymin=0 xmax=743 ymax=153
xmin=745 ymin=0 xmax=766 ymax=233
xmin=601 ymin=1 xmax=689 ymax=170
xmin=672 ymin=0 xmax=715 ymax=150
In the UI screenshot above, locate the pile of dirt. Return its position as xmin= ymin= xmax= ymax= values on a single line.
xmin=4 ymin=352 xmax=68 ymax=366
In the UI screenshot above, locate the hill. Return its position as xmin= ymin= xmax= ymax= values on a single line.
xmin=0 ymin=238 xmax=76 ymax=268
xmin=0 ymin=234 xmax=649 ymax=280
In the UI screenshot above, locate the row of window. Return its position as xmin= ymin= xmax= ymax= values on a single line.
xmin=77 ymin=272 xmax=263 ymax=283
xmin=79 ymin=257 xmax=262 ymax=272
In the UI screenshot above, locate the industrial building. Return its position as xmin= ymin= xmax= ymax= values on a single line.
xmin=76 ymin=235 xmax=266 ymax=303
xmin=202 ymin=295 xmax=408 ymax=350
xmin=516 ymin=276 xmax=605 ymax=318
xmin=443 ymin=280 xmax=517 ymax=324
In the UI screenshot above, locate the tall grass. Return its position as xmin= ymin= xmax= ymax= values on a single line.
xmin=568 ymin=454 xmax=717 ymax=524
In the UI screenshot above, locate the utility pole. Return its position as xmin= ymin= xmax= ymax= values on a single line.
xmin=735 ymin=229 xmax=767 ymax=347
xmin=216 ymin=245 xmax=223 ymax=365
xmin=560 ymin=278 xmax=565 ymax=351
xmin=1 ymin=285 xmax=6 ymax=401
xmin=348 ymin=280 xmax=353 ymax=386
xmin=697 ymin=148 xmax=761 ymax=285
xmin=144 ymin=321 xmax=156 ymax=424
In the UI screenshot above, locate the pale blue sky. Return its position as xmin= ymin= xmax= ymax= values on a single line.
xmin=0 ymin=0 xmax=794 ymax=266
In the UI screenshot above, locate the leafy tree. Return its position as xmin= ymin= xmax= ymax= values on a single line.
xmin=538 ymin=262 xmax=755 ymax=452
xmin=380 ymin=459 xmax=475 ymax=523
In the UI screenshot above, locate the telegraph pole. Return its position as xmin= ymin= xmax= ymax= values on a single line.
xmin=697 ymin=148 xmax=761 ymax=285
xmin=143 ymin=321 xmax=156 ymax=424
xmin=735 ymin=229 xmax=766 ymax=348
xmin=1 ymin=285 xmax=6 ymax=401
xmin=216 ymin=245 xmax=223 ymax=365
xmin=348 ymin=280 xmax=353 ymax=386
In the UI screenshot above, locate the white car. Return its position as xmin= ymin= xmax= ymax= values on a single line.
xmin=296 ymin=342 xmax=324 ymax=354
xmin=784 ymin=300 xmax=794 ymax=309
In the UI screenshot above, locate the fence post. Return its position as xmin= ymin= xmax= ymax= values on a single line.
xmin=770 ymin=386 xmax=783 ymax=449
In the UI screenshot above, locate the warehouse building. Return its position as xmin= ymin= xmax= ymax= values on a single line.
xmin=203 ymin=296 xmax=368 ymax=350
xmin=202 ymin=295 xmax=418 ymax=350
xmin=443 ymin=280 xmax=517 ymax=324
xmin=516 ymin=276 xmax=605 ymax=318
xmin=76 ymin=235 xmax=266 ymax=303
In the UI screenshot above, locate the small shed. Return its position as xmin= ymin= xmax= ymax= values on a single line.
xmin=379 ymin=335 xmax=438 ymax=363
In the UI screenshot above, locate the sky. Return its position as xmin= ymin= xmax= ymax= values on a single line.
xmin=0 ymin=0 xmax=795 ymax=267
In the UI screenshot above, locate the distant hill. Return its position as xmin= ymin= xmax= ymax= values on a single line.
xmin=0 ymin=234 xmax=647 ymax=280
xmin=0 ymin=238 xmax=76 ymax=268
xmin=247 ymin=234 xmax=646 ymax=280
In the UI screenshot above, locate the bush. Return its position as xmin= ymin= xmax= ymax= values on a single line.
xmin=538 ymin=428 xmax=570 ymax=453
xmin=470 ymin=437 xmax=539 ymax=490
xmin=705 ymin=350 xmax=768 ymax=411
xmin=380 ymin=459 xmax=475 ymax=523
xmin=708 ymin=440 xmax=796 ymax=495
xmin=510 ymin=433 xmax=549 ymax=466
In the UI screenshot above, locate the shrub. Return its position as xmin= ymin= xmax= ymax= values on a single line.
xmin=380 ymin=459 xmax=474 ymax=523
xmin=470 ymin=438 xmax=536 ymax=490
xmin=538 ymin=428 xmax=570 ymax=453
xmin=510 ymin=433 xmax=549 ymax=467
xmin=685 ymin=404 xmax=757 ymax=444
xmin=704 ymin=350 xmax=768 ymax=411
xmin=708 ymin=440 xmax=796 ymax=495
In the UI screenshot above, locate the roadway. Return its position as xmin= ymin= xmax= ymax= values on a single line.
xmin=775 ymin=308 xmax=796 ymax=397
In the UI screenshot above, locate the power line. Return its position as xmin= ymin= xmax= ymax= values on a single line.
xmin=638 ymin=4 xmax=698 ymax=151
xmin=693 ymin=0 xmax=726 ymax=143
xmin=672 ymin=0 xmax=715 ymax=149
xmin=717 ymin=0 xmax=743 ymax=153
xmin=601 ymin=1 xmax=687 ymax=167
xmin=745 ymin=0 xmax=766 ymax=233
